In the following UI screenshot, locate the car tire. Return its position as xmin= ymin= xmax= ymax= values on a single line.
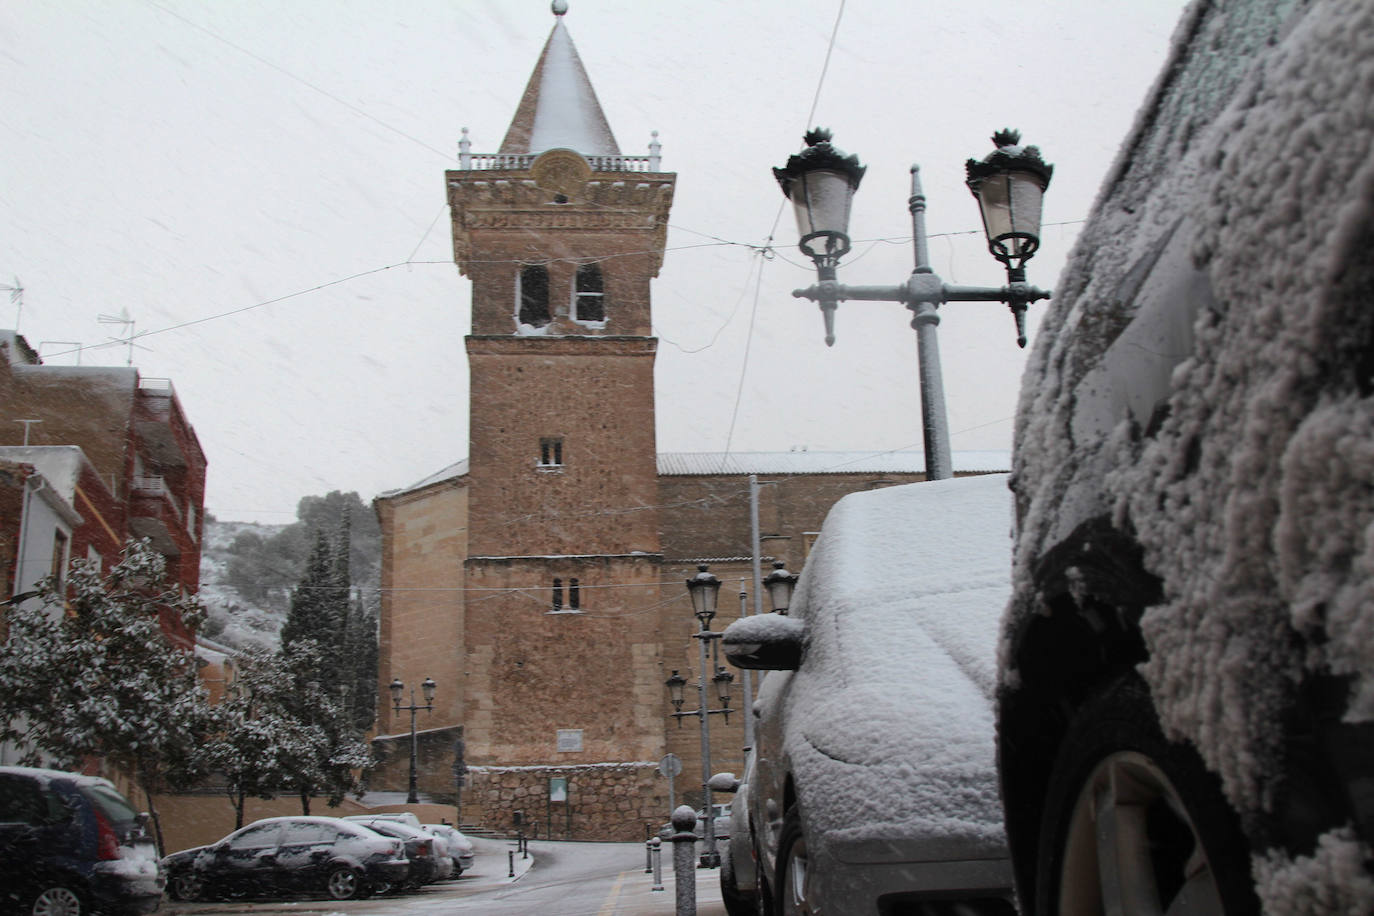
xmin=28 ymin=884 xmax=85 ymax=916
xmin=774 ymin=806 xmax=816 ymax=916
xmin=1034 ymin=673 xmax=1260 ymax=916
xmin=167 ymin=872 xmax=203 ymax=902
xmin=324 ymin=866 xmax=365 ymax=901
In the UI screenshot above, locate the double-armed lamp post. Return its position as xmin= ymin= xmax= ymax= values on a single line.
xmin=774 ymin=128 xmax=1053 ymax=480
xmin=666 ymin=562 xmax=798 ymax=868
xmin=665 ymin=566 xmax=737 ymax=868
xmin=390 ymin=676 xmax=436 ymax=805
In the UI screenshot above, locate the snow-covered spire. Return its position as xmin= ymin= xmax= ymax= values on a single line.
xmin=498 ymin=4 xmax=620 ymax=157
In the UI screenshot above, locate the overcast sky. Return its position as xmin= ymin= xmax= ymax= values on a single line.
xmin=1 ymin=0 xmax=1188 ymax=523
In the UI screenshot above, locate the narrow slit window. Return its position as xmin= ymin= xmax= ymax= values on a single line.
xmin=539 ymin=437 xmax=564 ymax=467
xmin=574 ymin=264 xmax=605 ymax=322
xmin=519 ymin=264 xmax=550 ymax=327
xmin=569 ymin=578 xmax=580 ymax=610
xmin=552 ymin=578 xmax=563 ymax=612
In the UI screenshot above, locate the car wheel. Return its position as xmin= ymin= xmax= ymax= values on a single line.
xmin=1035 ymin=674 xmax=1259 ymax=916
xmin=167 ymin=872 xmax=203 ymax=902
xmin=325 ymin=866 xmax=364 ymax=901
xmin=29 ymin=885 xmax=84 ymax=916
xmin=775 ymin=806 xmax=815 ymax=916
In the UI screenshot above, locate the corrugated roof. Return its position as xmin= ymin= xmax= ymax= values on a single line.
xmin=656 ymin=451 xmax=1011 ymax=476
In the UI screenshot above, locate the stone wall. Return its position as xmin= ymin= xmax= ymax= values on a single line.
xmin=464 ymin=763 xmax=668 ymax=842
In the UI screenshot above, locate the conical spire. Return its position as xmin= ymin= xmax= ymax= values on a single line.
xmin=498 ymin=5 xmax=620 ymax=157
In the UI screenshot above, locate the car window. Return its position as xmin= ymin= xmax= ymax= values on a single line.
xmin=279 ymin=821 xmax=338 ymax=845
xmin=227 ymin=822 xmax=281 ymax=849
xmin=77 ymin=784 xmax=137 ymax=824
xmin=0 ymin=775 xmax=47 ymax=825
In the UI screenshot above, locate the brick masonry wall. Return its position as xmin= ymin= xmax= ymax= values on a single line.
xmin=465 ymin=337 xmax=659 ymax=559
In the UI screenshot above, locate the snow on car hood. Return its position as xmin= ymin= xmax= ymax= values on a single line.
xmin=777 ymin=474 xmax=1012 ymax=856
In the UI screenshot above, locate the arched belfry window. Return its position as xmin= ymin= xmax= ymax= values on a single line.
xmin=519 ymin=264 xmax=550 ymax=327
xmin=574 ymin=263 xmax=605 ymax=322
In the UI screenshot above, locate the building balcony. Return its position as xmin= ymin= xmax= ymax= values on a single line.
xmin=128 ymin=475 xmax=184 ymax=556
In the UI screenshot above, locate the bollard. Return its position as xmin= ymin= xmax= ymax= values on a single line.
xmin=670 ymin=804 xmax=698 ymax=915
xmin=650 ymin=836 xmax=664 ymax=892
xmin=645 ymin=836 xmax=654 ymax=873
xmin=508 ymin=849 xmax=515 ymax=878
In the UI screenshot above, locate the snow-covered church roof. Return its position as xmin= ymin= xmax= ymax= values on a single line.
xmin=498 ymin=4 xmax=620 ymax=157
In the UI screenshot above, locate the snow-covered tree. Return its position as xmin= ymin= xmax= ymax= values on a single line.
xmin=196 ymin=644 xmax=299 ymax=830
xmin=0 ymin=539 xmax=213 ymax=852
xmin=278 ymin=639 xmax=373 ymax=815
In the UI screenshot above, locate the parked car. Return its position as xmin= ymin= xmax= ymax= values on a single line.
xmin=160 ymin=816 xmax=408 ymax=901
xmin=708 ymin=764 xmax=758 ymax=916
xmin=657 ymin=802 xmax=731 ymax=841
xmin=997 ymin=1 xmax=1374 ymax=913
xmin=421 ymin=824 xmax=474 ymax=875
xmin=345 ymin=817 xmax=448 ymax=886
xmin=0 ymin=765 xmax=163 ymax=916
xmin=723 ymin=475 xmax=1015 ymax=915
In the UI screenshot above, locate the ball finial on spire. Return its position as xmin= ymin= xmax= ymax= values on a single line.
xmin=551 ymin=0 xmax=568 ymax=15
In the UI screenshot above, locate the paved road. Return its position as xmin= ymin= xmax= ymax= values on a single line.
xmin=161 ymin=837 xmax=728 ymax=916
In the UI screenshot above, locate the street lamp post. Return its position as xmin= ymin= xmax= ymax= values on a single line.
xmin=390 ymin=676 xmax=436 ymax=805
xmin=665 ymin=565 xmax=734 ymax=868
xmin=774 ymin=128 xmax=1053 ymax=481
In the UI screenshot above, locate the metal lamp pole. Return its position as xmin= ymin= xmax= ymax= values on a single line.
xmin=667 ymin=565 xmax=735 ymax=868
xmin=774 ymin=129 xmax=1054 ymax=480
xmin=390 ymin=677 xmax=436 ymax=805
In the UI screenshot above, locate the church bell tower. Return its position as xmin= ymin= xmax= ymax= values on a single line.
xmin=445 ymin=3 xmax=676 ymax=786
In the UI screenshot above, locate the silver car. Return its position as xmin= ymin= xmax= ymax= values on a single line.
xmin=724 ymin=475 xmax=1015 ymax=914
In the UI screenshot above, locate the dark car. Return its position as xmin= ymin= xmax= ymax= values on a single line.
xmin=344 ymin=818 xmax=445 ymax=888
xmin=0 ymin=765 xmax=163 ymax=916
xmin=998 ymin=0 xmax=1374 ymax=913
xmin=162 ymin=816 xmax=408 ymax=902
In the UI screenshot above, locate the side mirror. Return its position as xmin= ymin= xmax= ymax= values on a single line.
xmin=722 ymin=614 xmax=806 ymax=670
xmin=707 ymin=772 xmax=740 ymax=794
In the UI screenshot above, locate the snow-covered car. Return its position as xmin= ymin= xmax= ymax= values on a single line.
xmin=422 ymin=824 xmax=475 ymax=876
xmin=0 ymin=765 xmax=164 ymax=916
xmin=708 ymin=762 xmax=760 ymax=916
xmin=998 ymin=1 xmax=1374 ymax=913
xmin=723 ymin=475 xmax=1015 ymax=914
xmin=162 ymin=816 xmax=408 ymax=901
xmin=346 ymin=817 xmax=449 ymax=885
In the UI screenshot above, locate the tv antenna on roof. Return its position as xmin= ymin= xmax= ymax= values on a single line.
xmin=97 ymin=308 xmax=152 ymax=367
xmin=1 ymin=277 xmax=21 ymax=331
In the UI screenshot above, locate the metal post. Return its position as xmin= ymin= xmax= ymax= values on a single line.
xmin=508 ymin=849 xmax=515 ymax=878
xmin=646 ymin=835 xmax=654 ymax=873
xmin=739 ymin=583 xmax=755 ymax=751
xmin=407 ymin=689 xmax=420 ymax=804
xmin=670 ymin=806 xmax=698 ymax=915
xmin=743 ymin=476 xmax=761 ymax=750
xmin=696 ymin=629 xmax=718 ymax=868
xmin=651 ymin=837 xmax=664 ymax=892
xmin=907 ymin=165 xmax=952 ymax=481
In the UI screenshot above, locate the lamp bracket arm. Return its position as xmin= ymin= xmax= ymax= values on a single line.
xmin=941 ymin=282 xmax=1051 ymax=305
xmin=791 ymin=282 xmax=907 ymax=304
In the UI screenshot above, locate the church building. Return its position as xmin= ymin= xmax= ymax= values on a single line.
xmin=371 ymin=4 xmax=1005 ymax=840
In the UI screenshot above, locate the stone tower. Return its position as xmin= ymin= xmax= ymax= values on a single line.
xmin=446 ymin=4 xmax=675 ymax=783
